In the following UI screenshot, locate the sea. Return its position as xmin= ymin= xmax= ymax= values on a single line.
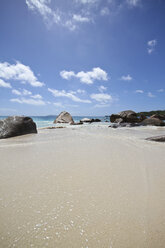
xmin=0 ymin=115 xmax=110 ymax=128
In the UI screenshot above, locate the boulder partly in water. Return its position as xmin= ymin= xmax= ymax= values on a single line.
xmin=0 ymin=116 xmax=37 ymax=139
xmin=54 ymin=111 xmax=74 ymax=124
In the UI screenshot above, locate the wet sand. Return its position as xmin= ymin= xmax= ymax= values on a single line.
xmin=0 ymin=126 xmax=165 ymax=248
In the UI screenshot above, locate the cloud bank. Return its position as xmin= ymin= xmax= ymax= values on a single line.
xmin=60 ymin=67 xmax=108 ymax=84
xmin=0 ymin=61 xmax=44 ymax=87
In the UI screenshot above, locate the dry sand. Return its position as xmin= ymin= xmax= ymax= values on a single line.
xmin=0 ymin=125 xmax=165 ymax=248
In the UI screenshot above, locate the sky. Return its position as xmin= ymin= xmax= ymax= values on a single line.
xmin=0 ymin=0 xmax=165 ymax=116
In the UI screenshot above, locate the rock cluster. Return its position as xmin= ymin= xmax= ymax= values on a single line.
xmin=54 ymin=112 xmax=101 ymax=125
xmin=109 ymin=110 xmax=165 ymax=128
xmin=0 ymin=116 xmax=37 ymax=139
xmin=80 ymin=118 xmax=101 ymax=123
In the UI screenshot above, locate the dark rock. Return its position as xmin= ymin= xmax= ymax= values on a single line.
xmin=109 ymin=123 xmax=119 ymax=128
xmin=110 ymin=110 xmax=139 ymax=123
xmin=118 ymin=110 xmax=137 ymax=119
xmin=0 ymin=116 xmax=37 ymax=139
xmin=141 ymin=117 xmax=165 ymax=126
xmin=114 ymin=118 xmax=124 ymax=124
xmin=109 ymin=122 xmax=140 ymax=128
xmin=80 ymin=118 xmax=101 ymax=123
xmin=41 ymin=126 xmax=65 ymax=129
xmin=70 ymin=122 xmax=83 ymax=125
xmin=80 ymin=118 xmax=92 ymax=123
xmin=150 ymin=114 xmax=165 ymax=121
xmin=110 ymin=114 xmax=121 ymax=123
xmin=146 ymin=135 xmax=165 ymax=142
xmin=139 ymin=114 xmax=147 ymax=122
xmin=91 ymin=118 xmax=101 ymax=123
xmin=54 ymin=111 xmax=74 ymax=124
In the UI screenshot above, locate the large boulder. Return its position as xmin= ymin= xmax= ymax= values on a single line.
xmin=0 ymin=116 xmax=37 ymax=139
xmin=54 ymin=111 xmax=74 ymax=124
xmin=141 ymin=117 xmax=165 ymax=126
xmin=146 ymin=135 xmax=165 ymax=142
xmin=150 ymin=114 xmax=165 ymax=121
xmin=110 ymin=114 xmax=121 ymax=123
xmin=110 ymin=110 xmax=138 ymax=123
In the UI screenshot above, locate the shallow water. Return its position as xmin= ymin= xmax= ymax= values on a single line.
xmin=0 ymin=126 xmax=165 ymax=247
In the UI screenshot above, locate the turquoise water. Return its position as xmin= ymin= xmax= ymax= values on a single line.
xmin=0 ymin=116 xmax=109 ymax=128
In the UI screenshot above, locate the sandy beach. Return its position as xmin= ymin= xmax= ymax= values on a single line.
xmin=0 ymin=125 xmax=165 ymax=248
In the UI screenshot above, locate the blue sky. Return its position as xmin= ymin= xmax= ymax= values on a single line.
xmin=0 ymin=0 xmax=165 ymax=116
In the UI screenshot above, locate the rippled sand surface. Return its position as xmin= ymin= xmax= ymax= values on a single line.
xmin=0 ymin=126 xmax=165 ymax=248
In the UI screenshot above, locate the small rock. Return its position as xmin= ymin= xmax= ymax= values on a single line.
xmin=146 ymin=135 xmax=165 ymax=142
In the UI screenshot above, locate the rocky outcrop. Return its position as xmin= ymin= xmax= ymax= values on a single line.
xmin=54 ymin=111 xmax=74 ymax=124
xmin=0 ymin=116 xmax=37 ymax=139
xmin=146 ymin=135 xmax=165 ymax=142
xmin=150 ymin=114 xmax=165 ymax=120
xmin=139 ymin=114 xmax=147 ymax=122
xmin=109 ymin=110 xmax=165 ymax=128
xmin=141 ymin=117 xmax=165 ymax=126
xmin=80 ymin=118 xmax=101 ymax=123
xmin=110 ymin=110 xmax=138 ymax=123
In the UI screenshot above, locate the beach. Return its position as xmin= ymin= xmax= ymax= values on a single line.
xmin=0 ymin=125 xmax=165 ymax=248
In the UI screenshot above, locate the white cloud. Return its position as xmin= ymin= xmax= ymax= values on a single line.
xmin=60 ymin=67 xmax=108 ymax=84
xmin=26 ymin=0 xmax=91 ymax=31
xmin=0 ymin=78 xmax=12 ymax=88
xmin=73 ymin=14 xmax=90 ymax=23
xmin=22 ymin=89 xmax=32 ymax=95
xmin=25 ymin=0 xmax=61 ymax=25
xmin=120 ymin=74 xmax=132 ymax=81
xmin=90 ymin=93 xmax=112 ymax=103
xmin=100 ymin=7 xmax=110 ymax=16
xmin=147 ymin=39 xmax=157 ymax=54
xmin=77 ymin=89 xmax=86 ymax=94
xmin=148 ymin=92 xmax=155 ymax=98
xmin=0 ymin=61 xmax=44 ymax=87
xmin=135 ymin=89 xmax=144 ymax=93
xmin=60 ymin=71 xmax=75 ymax=80
xmin=10 ymin=97 xmax=46 ymax=105
xmin=126 ymin=0 xmax=141 ymax=7
xmin=31 ymin=94 xmax=43 ymax=99
xmin=98 ymin=85 xmax=107 ymax=92
xmin=75 ymin=0 xmax=99 ymax=4
xmin=12 ymin=89 xmax=43 ymax=100
xmin=12 ymin=89 xmax=21 ymax=95
xmin=148 ymin=40 xmax=157 ymax=47
xmin=157 ymin=89 xmax=164 ymax=93
xmin=48 ymin=88 xmax=91 ymax=103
